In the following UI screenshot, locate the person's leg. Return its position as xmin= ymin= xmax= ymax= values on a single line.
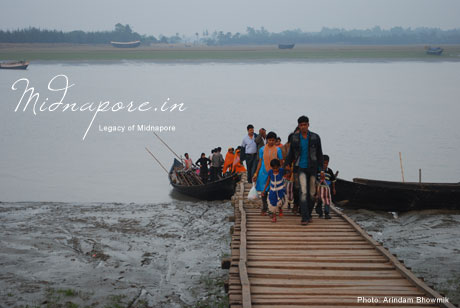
xmin=210 ymin=167 xmax=215 ymax=181
xmin=316 ymin=189 xmax=323 ymax=217
xmin=200 ymin=169 xmax=207 ymax=183
xmin=298 ymin=170 xmax=310 ymax=223
xmin=246 ymin=154 xmax=255 ymax=183
xmin=261 ymin=191 xmax=268 ymax=214
xmin=251 ymin=156 xmax=258 ymax=182
xmin=293 ymin=174 xmax=300 ymax=214
xmin=308 ymin=174 xmax=316 ymax=218
xmin=325 ymin=186 xmax=331 ymax=218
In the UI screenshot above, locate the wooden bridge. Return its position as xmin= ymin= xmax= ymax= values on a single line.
xmin=225 ymin=176 xmax=455 ymax=308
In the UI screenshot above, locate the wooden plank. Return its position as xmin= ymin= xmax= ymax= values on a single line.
xmin=231 ymin=295 xmax=440 ymax=306
xmin=238 ymin=183 xmax=251 ymax=308
xmin=246 ymin=261 xmax=394 ymax=270
xmin=229 ymin=285 xmax=424 ymax=296
xmin=332 ymin=205 xmax=455 ymax=308
xmin=243 ymin=255 xmax=388 ymax=263
xmin=229 ymin=178 xmax=451 ymax=308
xmin=229 ymin=277 xmax=415 ymax=287
xmin=233 ymin=305 xmax=438 ymax=308
xmin=230 ymin=267 xmax=403 ymax=279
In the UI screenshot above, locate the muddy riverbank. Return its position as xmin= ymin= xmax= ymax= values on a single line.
xmin=0 ymin=201 xmax=232 ymax=308
xmin=344 ymin=208 xmax=460 ymax=306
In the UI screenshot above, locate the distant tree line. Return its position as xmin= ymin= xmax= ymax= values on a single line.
xmin=0 ymin=23 xmax=164 ymax=44
xmin=203 ymin=26 xmax=460 ymax=45
xmin=1 ymin=24 xmax=459 ymax=45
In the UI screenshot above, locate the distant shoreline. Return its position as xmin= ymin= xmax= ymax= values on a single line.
xmin=1 ymin=43 xmax=460 ymax=61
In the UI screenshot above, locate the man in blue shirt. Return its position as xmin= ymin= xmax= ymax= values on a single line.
xmin=241 ymin=124 xmax=258 ymax=183
xmin=285 ymin=116 xmax=323 ymax=225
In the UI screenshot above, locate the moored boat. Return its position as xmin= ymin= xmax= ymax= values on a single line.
xmin=110 ymin=40 xmax=141 ymax=48
xmin=335 ymin=177 xmax=460 ymax=211
xmin=169 ymin=158 xmax=239 ymax=200
xmin=278 ymin=44 xmax=295 ymax=49
xmin=425 ymin=46 xmax=443 ymax=55
xmin=0 ymin=60 xmax=29 ymax=70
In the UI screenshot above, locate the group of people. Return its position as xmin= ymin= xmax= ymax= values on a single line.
xmin=184 ymin=146 xmax=246 ymax=184
xmin=241 ymin=115 xmax=337 ymax=225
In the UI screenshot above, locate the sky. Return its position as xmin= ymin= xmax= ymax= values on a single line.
xmin=1 ymin=0 xmax=460 ymax=37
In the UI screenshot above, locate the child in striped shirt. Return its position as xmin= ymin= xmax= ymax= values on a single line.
xmin=315 ymin=155 xmax=336 ymax=219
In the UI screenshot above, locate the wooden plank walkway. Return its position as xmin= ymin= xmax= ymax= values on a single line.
xmin=227 ymin=176 xmax=455 ymax=308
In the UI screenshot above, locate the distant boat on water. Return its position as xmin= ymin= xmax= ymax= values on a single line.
xmin=425 ymin=46 xmax=443 ymax=55
xmin=0 ymin=60 xmax=29 ymax=70
xmin=278 ymin=44 xmax=295 ymax=50
xmin=110 ymin=40 xmax=141 ymax=48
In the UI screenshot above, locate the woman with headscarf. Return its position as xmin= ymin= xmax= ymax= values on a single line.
xmin=222 ymin=148 xmax=235 ymax=174
xmin=232 ymin=147 xmax=246 ymax=173
xmin=252 ymin=131 xmax=283 ymax=215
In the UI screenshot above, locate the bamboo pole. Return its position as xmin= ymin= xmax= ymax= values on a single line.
xmin=399 ymin=152 xmax=405 ymax=183
xmin=145 ymin=147 xmax=169 ymax=174
xmin=153 ymin=132 xmax=182 ymax=161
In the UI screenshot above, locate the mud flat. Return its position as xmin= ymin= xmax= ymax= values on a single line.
xmin=0 ymin=201 xmax=232 ymax=307
xmin=344 ymin=208 xmax=460 ymax=305
xmin=1 ymin=43 xmax=460 ymax=61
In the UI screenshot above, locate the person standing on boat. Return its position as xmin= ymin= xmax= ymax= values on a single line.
xmin=184 ymin=153 xmax=193 ymax=170
xmin=232 ymin=147 xmax=247 ymax=173
xmin=216 ymin=147 xmax=225 ymax=178
xmin=253 ymin=132 xmax=283 ymax=215
xmin=241 ymin=124 xmax=258 ymax=183
xmin=196 ymin=153 xmax=211 ymax=184
xmin=285 ymin=116 xmax=323 ymax=225
xmin=210 ymin=148 xmax=224 ymax=181
xmin=222 ymin=147 xmax=235 ymax=174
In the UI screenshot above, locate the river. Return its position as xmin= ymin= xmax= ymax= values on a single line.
xmin=1 ymin=60 xmax=459 ymax=306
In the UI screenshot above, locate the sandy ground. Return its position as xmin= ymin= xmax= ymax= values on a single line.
xmin=1 ymin=43 xmax=460 ymax=61
xmin=0 ymin=201 xmax=232 ymax=308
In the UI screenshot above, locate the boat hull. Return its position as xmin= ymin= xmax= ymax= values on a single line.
xmin=0 ymin=62 xmax=29 ymax=69
xmin=110 ymin=41 xmax=141 ymax=48
xmin=278 ymin=44 xmax=295 ymax=49
xmin=171 ymin=175 xmax=239 ymax=200
xmin=335 ymin=178 xmax=460 ymax=211
xmin=169 ymin=159 xmax=239 ymax=200
xmin=426 ymin=47 xmax=443 ymax=55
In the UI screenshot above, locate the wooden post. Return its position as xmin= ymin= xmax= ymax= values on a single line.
xmin=399 ymin=152 xmax=405 ymax=183
xmin=419 ymin=169 xmax=422 ymax=183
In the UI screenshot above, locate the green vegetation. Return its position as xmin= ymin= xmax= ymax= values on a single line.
xmin=187 ymin=273 xmax=228 ymax=308
xmin=0 ymin=24 xmax=158 ymax=45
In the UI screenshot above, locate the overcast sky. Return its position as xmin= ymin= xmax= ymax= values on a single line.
xmin=2 ymin=0 xmax=460 ymax=36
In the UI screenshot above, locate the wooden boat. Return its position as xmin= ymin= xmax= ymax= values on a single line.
xmin=110 ymin=40 xmax=141 ymax=48
xmin=425 ymin=46 xmax=443 ymax=55
xmin=278 ymin=44 xmax=295 ymax=49
xmin=0 ymin=60 xmax=29 ymax=70
xmin=335 ymin=177 xmax=460 ymax=211
xmin=169 ymin=158 xmax=240 ymax=200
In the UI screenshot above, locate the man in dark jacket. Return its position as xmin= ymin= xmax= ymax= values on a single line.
xmin=285 ymin=116 xmax=323 ymax=225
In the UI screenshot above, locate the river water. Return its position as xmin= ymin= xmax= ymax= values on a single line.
xmin=0 ymin=60 xmax=459 ymax=306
